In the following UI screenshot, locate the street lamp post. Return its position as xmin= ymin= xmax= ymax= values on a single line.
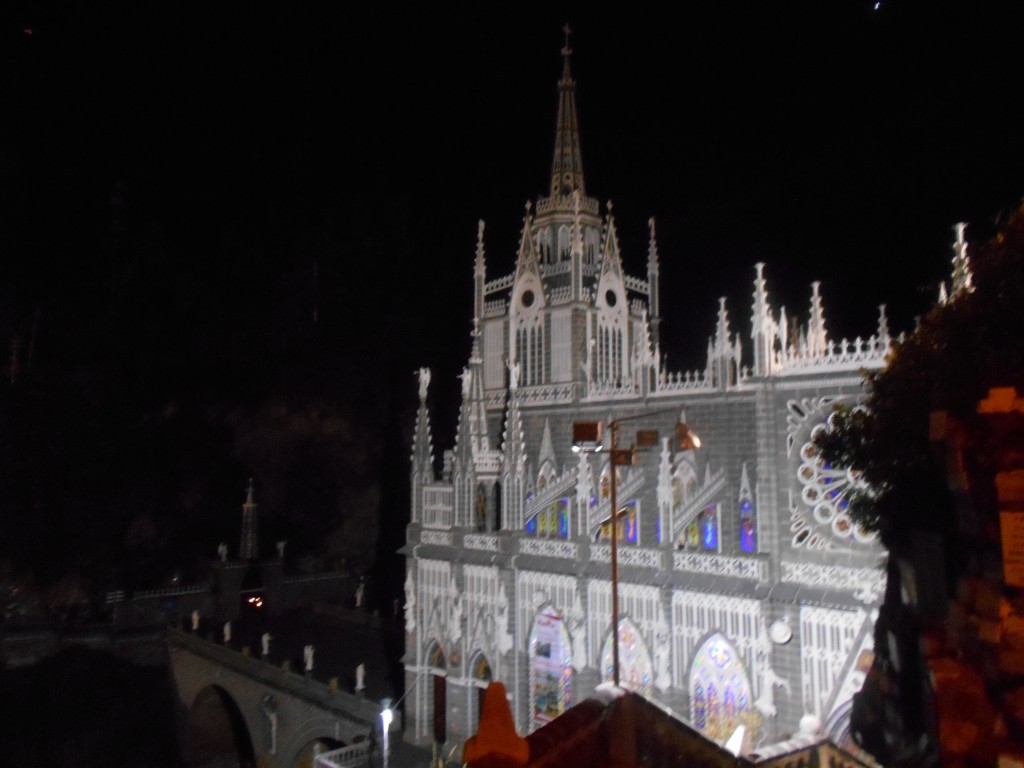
xmin=380 ymin=700 xmax=393 ymax=768
xmin=574 ymin=412 xmax=700 ymax=690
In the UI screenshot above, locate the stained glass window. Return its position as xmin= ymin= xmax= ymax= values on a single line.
xmin=525 ymin=498 xmax=570 ymax=538
xmin=598 ymin=501 xmax=638 ymax=544
xmin=680 ymin=504 xmax=718 ymax=550
xmin=599 ymin=464 xmax=622 ymax=500
xmin=599 ymin=618 xmax=653 ymax=696
xmin=529 ymin=611 xmax=573 ymax=729
xmin=690 ymin=634 xmax=756 ymax=744
xmin=739 ymin=498 xmax=756 ymax=553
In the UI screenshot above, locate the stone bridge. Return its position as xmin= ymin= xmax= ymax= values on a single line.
xmin=169 ymin=629 xmax=396 ymax=768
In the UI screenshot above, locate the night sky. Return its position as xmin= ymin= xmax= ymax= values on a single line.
xmin=2 ymin=3 xmax=1023 ymax=599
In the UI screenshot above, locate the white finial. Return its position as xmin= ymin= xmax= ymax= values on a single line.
xmin=417 ymin=367 xmax=431 ymax=400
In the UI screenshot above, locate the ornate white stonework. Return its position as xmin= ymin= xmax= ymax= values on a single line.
xmin=405 ymin=39 xmax=892 ymax=748
xmin=520 ymin=538 xmax=578 ymax=559
xmin=672 ymin=551 xmax=767 ymax=581
xmin=463 ymin=533 xmax=499 ymax=552
xmin=781 ymin=561 xmax=887 ymax=604
xmin=420 ymin=530 xmax=453 ymax=547
xmin=799 ymin=606 xmax=867 ymax=718
xmin=590 ymin=544 xmax=662 ymax=569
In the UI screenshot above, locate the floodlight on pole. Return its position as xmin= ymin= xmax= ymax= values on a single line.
xmin=380 ymin=699 xmax=393 ymax=768
xmin=572 ymin=409 xmax=701 ymax=690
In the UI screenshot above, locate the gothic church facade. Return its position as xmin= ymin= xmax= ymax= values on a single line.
xmin=402 ymin=42 xmax=892 ymax=751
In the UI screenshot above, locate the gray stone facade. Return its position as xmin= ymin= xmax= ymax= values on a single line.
xmin=402 ymin=41 xmax=889 ymax=754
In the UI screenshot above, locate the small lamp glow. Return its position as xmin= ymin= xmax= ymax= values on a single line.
xmin=380 ymin=700 xmax=393 ymax=768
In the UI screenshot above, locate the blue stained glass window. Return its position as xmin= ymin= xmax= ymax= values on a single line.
xmin=557 ymin=498 xmax=569 ymax=538
xmin=739 ymin=497 xmax=756 ymax=553
xmin=526 ymin=515 xmax=538 ymax=535
xmin=700 ymin=504 xmax=718 ymax=550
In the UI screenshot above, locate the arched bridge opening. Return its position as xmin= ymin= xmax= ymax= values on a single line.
xmin=186 ymin=684 xmax=256 ymax=768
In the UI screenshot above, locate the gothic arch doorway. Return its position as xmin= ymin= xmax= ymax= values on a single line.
xmin=689 ymin=633 xmax=756 ymax=744
xmin=599 ymin=618 xmax=654 ymax=696
xmin=426 ymin=641 xmax=447 ymax=745
xmin=467 ymin=651 xmax=493 ymax=732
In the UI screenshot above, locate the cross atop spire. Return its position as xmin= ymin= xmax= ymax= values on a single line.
xmin=550 ymin=27 xmax=586 ymax=199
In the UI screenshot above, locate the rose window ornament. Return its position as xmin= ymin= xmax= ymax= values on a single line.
xmin=795 ymin=410 xmax=876 ymax=547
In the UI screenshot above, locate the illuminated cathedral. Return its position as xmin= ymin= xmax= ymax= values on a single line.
xmin=401 ymin=38 xmax=895 ymax=752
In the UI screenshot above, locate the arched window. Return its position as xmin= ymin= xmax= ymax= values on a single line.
xmin=599 ymin=618 xmax=653 ymax=696
xmin=739 ymin=497 xmax=756 ymax=553
xmin=599 ymin=463 xmax=621 ymax=500
xmin=468 ymin=652 xmax=493 ymax=732
xmin=681 ymin=504 xmax=719 ymax=551
xmin=525 ymin=498 xmax=569 ymax=539
xmin=529 ymin=609 xmax=573 ymax=730
xmin=689 ymin=634 xmax=755 ymax=743
xmin=557 ymin=225 xmax=570 ymax=262
xmin=598 ymin=501 xmax=638 ymax=545
xmin=672 ymin=461 xmax=698 ymax=508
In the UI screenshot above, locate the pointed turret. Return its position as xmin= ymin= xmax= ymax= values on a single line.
xmin=807 ymin=281 xmax=828 ymax=357
xmin=474 ymin=220 xmax=486 ymax=322
xmin=876 ymin=304 xmax=891 ymax=347
xmin=750 ymin=263 xmax=775 ymax=377
xmin=950 ymin=222 xmax=974 ymax=297
xmin=411 ymin=368 xmax=435 ymax=523
xmin=538 ymin=419 xmax=556 ymax=471
xmin=707 ymin=297 xmax=740 ymax=389
xmin=239 ymin=478 xmax=258 ymax=561
xmin=647 ymin=218 xmax=661 ymax=345
xmin=550 ymin=25 xmax=585 ymax=199
xmin=501 ymin=378 xmax=528 ymax=529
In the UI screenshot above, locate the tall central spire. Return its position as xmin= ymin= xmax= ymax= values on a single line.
xmin=550 ymin=24 xmax=586 ymax=199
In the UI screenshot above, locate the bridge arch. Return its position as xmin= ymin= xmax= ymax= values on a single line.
xmin=186 ymin=683 xmax=257 ymax=768
xmin=278 ymin=720 xmax=369 ymax=768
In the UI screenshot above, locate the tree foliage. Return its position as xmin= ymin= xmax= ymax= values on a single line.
xmin=815 ymin=205 xmax=1024 ymax=547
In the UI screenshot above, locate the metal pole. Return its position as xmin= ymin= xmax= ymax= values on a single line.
xmin=381 ymin=703 xmax=393 ymax=768
xmin=609 ymin=421 xmax=620 ymax=688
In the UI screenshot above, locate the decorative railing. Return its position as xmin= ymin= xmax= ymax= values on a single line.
xmin=421 ymin=530 xmax=453 ymax=547
xmin=473 ymin=450 xmax=504 ymax=475
xmin=624 ymin=275 xmax=649 ymax=294
xmin=583 ymin=381 xmax=638 ymax=400
xmin=673 ymin=551 xmax=767 ymax=581
xmin=517 ymin=383 xmax=576 ymax=406
xmin=541 ymin=261 xmax=572 ymax=276
xmin=132 ymin=585 xmax=207 ymax=599
xmin=483 ymin=299 xmax=507 ymax=317
xmin=317 ymin=741 xmax=372 ymax=768
xmin=547 ymin=285 xmax=573 ymax=304
xmin=591 ymin=544 xmax=663 ymax=569
xmin=588 ymin=470 xmax=646 ymax=531
xmin=520 ymin=539 xmax=579 ymax=559
xmin=484 ymin=274 xmax=514 ymax=294
xmin=524 ymin=470 xmax=578 ymax=521
xmin=463 ymin=533 xmax=499 ymax=552
xmin=421 ymin=485 xmax=453 ymax=529
xmin=772 ymin=334 xmax=896 ymax=375
xmin=535 ymin=194 xmax=600 ymax=216
xmin=670 ymin=468 xmax=726 ymax=542
xmin=781 ymin=561 xmax=887 ymax=603
xmin=653 ymin=368 xmax=714 ymax=394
